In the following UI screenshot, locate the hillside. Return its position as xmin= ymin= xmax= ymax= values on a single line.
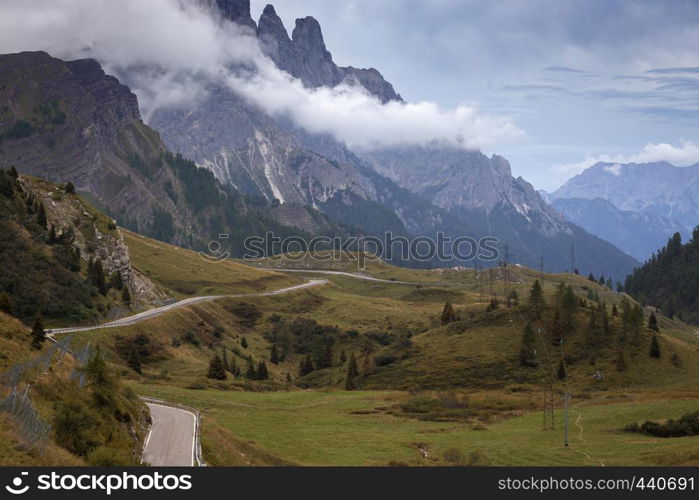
xmin=625 ymin=230 xmax=699 ymax=324
xmin=0 ymin=312 xmax=148 ymax=466
xmin=49 ymin=246 xmax=699 ymax=464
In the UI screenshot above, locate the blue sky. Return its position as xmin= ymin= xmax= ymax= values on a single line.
xmin=250 ymin=0 xmax=699 ymax=190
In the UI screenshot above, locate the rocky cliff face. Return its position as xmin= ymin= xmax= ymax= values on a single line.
xmin=17 ymin=176 xmax=166 ymax=307
xmin=364 ymin=147 xmax=568 ymax=237
xmin=257 ymin=5 xmax=402 ymax=103
xmin=0 ymin=51 xmax=187 ymax=238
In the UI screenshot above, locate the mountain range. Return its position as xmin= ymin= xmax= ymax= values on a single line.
xmin=0 ymin=0 xmax=639 ymax=279
xmin=548 ymin=161 xmax=699 ymax=261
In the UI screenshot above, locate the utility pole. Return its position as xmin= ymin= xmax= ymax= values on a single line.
xmin=563 ymin=392 xmax=571 ymax=446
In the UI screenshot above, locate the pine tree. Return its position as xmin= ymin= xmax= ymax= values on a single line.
xmin=64 ymin=182 xmax=75 ymax=194
xmin=245 ymin=359 xmax=256 ymax=379
xmin=30 ymin=316 xmax=46 ymax=350
xmin=649 ymin=333 xmax=661 ymax=358
xmin=228 ymin=356 xmax=238 ymax=377
xmin=528 ymin=280 xmax=545 ymax=319
xmin=36 ymin=201 xmax=47 ymax=228
xmin=615 ymin=348 xmax=627 ymax=372
xmin=270 ymin=345 xmax=279 ymax=365
xmin=486 ymin=296 xmax=499 ymax=312
xmin=588 ymin=273 xmax=596 ymax=282
xmin=0 ymin=291 xmax=14 ymax=316
xmin=557 ymin=360 xmax=567 ymax=380
xmin=611 ymin=304 xmax=618 ymax=317
xmin=241 ymin=337 xmax=248 ymax=349
xmin=207 ymin=354 xmax=227 ymax=380
xmin=8 ymin=166 xmax=18 ymax=179
xmin=256 ymin=361 xmax=269 ymax=380
xmin=319 ymin=343 xmax=333 ymax=369
xmin=121 ymin=286 xmax=131 ymax=305
xmin=110 ymin=271 xmax=124 ymax=290
xmin=48 ymin=225 xmax=57 ymax=244
xmin=127 ymin=347 xmax=142 ymax=374
xmin=440 ymin=301 xmax=457 ymax=325
xmin=519 ymin=322 xmax=537 ymax=367
xmin=345 ymin=353 xmax=359 ymax=390
xmin=648 ymin=311 xmax=659 ymax=332
xmin=94 ymin=259 xmax=107 ymax=295
xmin=222 ymin=346 xmax=229 ymax=371
xmin=507 ymin=289 xmax=519 ymax=307
xmin=551 ymin=309 xmax=563 ymax=345
xmin=298 ymin=355 xmax=314 ymax=377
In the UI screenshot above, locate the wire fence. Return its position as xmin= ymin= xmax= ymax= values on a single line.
xmin=0 ymin=334 xmax=89 ymax=453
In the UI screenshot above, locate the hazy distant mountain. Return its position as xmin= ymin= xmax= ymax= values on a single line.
xmin=550 ymin=161 xmax=699 ymax=260
xmin=550 ymin=197 xmax=685 ymax=262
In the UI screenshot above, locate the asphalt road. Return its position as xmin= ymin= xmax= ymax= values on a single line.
xmin=143 ymin=403 xmax=196 ymax=467
xmin=46 ymin=279 xmax=327 ymax=336
xmin=265 ymin=268 xmax=423 ymax=285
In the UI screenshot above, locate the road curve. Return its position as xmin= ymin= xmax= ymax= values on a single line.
xmin=143 ymin=403 xmax=196 ymax=467
xmin=264 ymin=268 xmax=425 ymax=285
xmin=46 ymin=279 xmax=327 ymax=336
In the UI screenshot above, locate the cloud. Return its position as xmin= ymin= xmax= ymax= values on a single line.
xmin=542 ymin=66 xmax=586 ymax=73
xmin=0 ymin=0 xmax=523 ymax=152
xmin=553 ymin=139 xmax=699 ymax=176
xmin=645 ymin=67 xmax=699 ymax=75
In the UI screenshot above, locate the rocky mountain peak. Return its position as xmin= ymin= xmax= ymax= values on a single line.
xmin=201 ymin=0 xmax=256 ymax=30
xmin=292 ymin=16 xmax=328 ymax=55
xmin=258 ymin=4 xmax=288 ymax=38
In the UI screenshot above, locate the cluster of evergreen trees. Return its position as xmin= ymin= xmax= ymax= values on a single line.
xmin=0 ymin=167 xmax=95 ymax=321
xmin=518 ymin=277 xmax=661 ymax=375
xmin=625 ymin=231 xmax=699 ymax=324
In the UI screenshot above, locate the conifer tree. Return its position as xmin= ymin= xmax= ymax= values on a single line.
xmin=615 ymin=348 xmax=627 ymax=372
xmin=648 ymin=311 xmax=659 ymax=332
xmin=121 ymin=286 xmax=131 ymax=305
xmin=256 ymin=361 xmax=269 ymax=380
xmin=245 ymin=359 xmax=256 ymax=379
xmin=440 ymin=301 xmax=457 ymax=325
xmin=8 ymin=166 xmax=18 ymax=179
xmin=30 ymin=316 xmax=46 ymax=350
xmin=48 ymin=225 xmax=57 ymax=244
xmin=551 ymin=309 xmax=563 ymax=345
xmin=270 ymin=345 xmax=279 ymax=365
xmin=345 ymin=353 xmax=359 ymax=390
xmin=298 ymin=355 xmax=314 ymax=376
xmin=36 ymin=201 xmax=47 ymax=228
xmin=64 ymin=182 xmax=75 ymax=194
xmin=94 ymin=259 xmax=107 ymax=295
xmin=241 ymin=337 xmax=248 ymax=349
xmin=588 ymin=273 xmax=596 ymax=282
xmin=611 ymin=304 xmax=618 ymax=317
xmin=519 ymin=322 xmax=538 ymax=367
xmin=0 ymin=291 xmax=14 ymax=316
xmin=320 ymin=343 xmax=333 ymax=369
xmin=207 ymin=354 xmax=227 ymax=380
xmin=127 ymin=347 xmax=142 ymax=374
xmin=222 ymin=345 xmax=229 ymax=371
xmin=110 ymin=271 xmax=124 ymax=290
xmin=649 ymin=333 xmax=661 ymax=359
xmin=528 ymin=280 xmax=545 ymax=319
xmin=486 ymin=296 xmax=499 ymax=312
xmin=557 ymin=360 xmax=567 ymax=380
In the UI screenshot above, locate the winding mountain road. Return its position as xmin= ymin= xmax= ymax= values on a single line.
xmin=46 ymin=279 xmax=327 ymax=336
xmin=263 ymin=268 xmax=425 ymax=285
xmin=142 ymin=402 xmax=197 ymax=467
